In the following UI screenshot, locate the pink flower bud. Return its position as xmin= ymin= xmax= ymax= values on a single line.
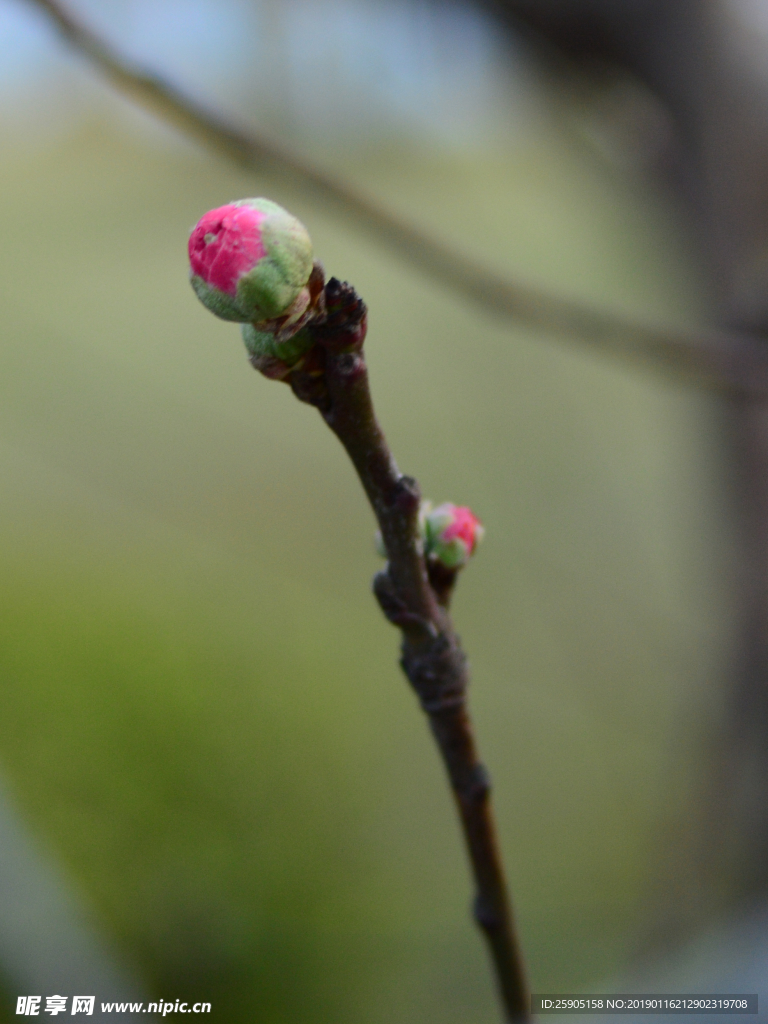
xmin=423 ymin=502 xmax=484 ymax=569
xmin=188 ymin=198 xmax=313 ymax=323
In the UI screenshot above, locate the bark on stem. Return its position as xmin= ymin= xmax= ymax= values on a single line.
xmin=309 ymin=346 xmax=530 ymax=1022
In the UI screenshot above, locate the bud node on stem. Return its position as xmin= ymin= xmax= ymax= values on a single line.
xmin=373 ymin=571 xmax=435 ymax=637
xmin=461 ymin=763 xmax=492 ymax=803
xmin=474 ymin=894 xmax=502 ymax=932
xmin=401 ymin=634 xmax=468 ymax=714
xmin=391 ymin=475 xmax=421 ymax=514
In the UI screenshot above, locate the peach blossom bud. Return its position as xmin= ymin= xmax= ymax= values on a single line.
xmin=189 ymin=198 xmax=313 ymax=323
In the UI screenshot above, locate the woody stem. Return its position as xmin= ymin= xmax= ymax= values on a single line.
xmin=290 ymin=333 xmax=530 ymax=1021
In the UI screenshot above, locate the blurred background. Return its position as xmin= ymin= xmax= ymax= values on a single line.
xmin=0 ymin=0 xmax=763 ymax=1020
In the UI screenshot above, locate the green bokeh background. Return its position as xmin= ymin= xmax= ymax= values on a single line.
xmin=0 ymin=110 xmax=730 ymax=1020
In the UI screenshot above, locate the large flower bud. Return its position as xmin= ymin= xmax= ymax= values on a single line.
xmin=188 ymin=198 xmax=313 ymax=323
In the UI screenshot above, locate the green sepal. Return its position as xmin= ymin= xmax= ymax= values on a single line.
xmin=190 ymin=275 xmax=249 ymax=322
xmin=430 ymin=538 xmax=468 ymax=569
xmin=241 ymin=323 xmax=314 ymax=366
xmin=261 ymin=215 xmax=314 ymax=291
xmin=235 ymin=259 xmax=299 ymax=321
xmin=235 ymin=199 xmax=314 ymax=320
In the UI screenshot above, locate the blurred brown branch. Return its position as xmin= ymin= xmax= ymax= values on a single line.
xmin=27 ymin=0 xmax=768 ymax=399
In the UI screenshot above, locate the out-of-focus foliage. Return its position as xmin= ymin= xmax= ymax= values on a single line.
xmin=0 ymin=3 xmax=733 ymax=1019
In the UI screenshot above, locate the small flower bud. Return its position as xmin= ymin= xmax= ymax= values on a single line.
xmin=423 ymin=502 xmax=484 ymax=569
xmin=188 ymin=198 xmax=313 ymax=323
xmin=373 ymin=501 xmax=483 ymax=570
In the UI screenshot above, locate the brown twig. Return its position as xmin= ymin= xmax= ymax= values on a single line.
xmin=284 ymin=279 xmax=530 ymax=1021
xmin=27 ymin=0 xmax=768 ymax=400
